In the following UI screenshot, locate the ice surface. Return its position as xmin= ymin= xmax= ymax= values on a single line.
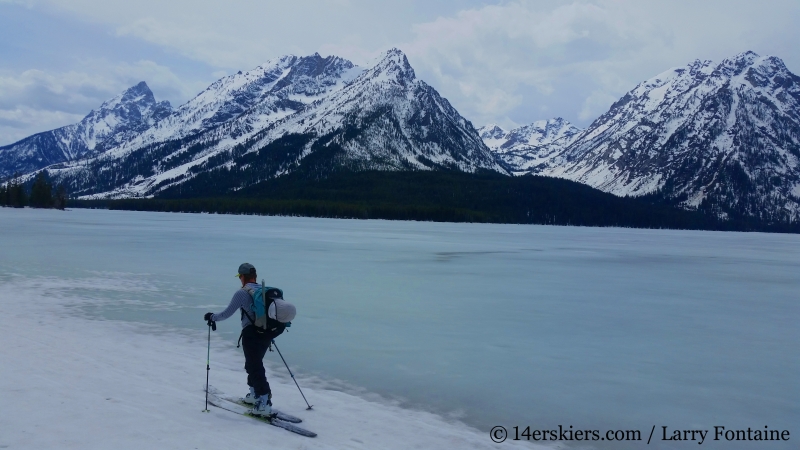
xmin=0 ymin=208 xmax=798 ymax=449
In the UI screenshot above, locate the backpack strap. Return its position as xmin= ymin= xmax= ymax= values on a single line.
xmin=239 ymin=286 xmax=257 ymax=326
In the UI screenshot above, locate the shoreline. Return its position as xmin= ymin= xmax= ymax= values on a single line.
xmin=0 ymin=274 xmax=543 ymax=449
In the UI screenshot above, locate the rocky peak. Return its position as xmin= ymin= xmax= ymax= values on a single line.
xmin=97 ymin=81 xmax=160 ymax=113
xmin=365 ymin=48 xmax=417 ymax=85
xmin=714 ymin=51 xmax=762 ymax=78
xmin=480 ymin=117 xmax=583 ymax=176
xmin=86 ymin=81 xmax=172 ymax=128
xmin=484 ymin=118 xmax=582 ymax=151
xmin=516 ymin=118 xmax=579 ymax=142
xmin=270 ymin=53 xmax=358 ymax=95
xmin=478 ymin=124 xmax=506 ymax=140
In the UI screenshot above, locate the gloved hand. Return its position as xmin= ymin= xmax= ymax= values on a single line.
xmin=204 ymin=312 xmax=216 ymax=331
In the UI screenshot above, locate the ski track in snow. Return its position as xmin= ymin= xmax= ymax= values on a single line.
xmin=0 ymin=275 xmax=547 ymax=450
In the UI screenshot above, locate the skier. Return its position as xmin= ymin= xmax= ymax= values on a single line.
xmin=203 ymin=263 xmax=285 ymax=416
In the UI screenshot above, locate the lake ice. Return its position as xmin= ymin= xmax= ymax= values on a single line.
xmin=0 ymin=207 xmax=797 ymax=449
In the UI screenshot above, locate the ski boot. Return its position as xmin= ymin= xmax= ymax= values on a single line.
xmin=241 ymin=386 xmax=257 ymax=405
xmin=251 ymin=393 xmax=273 ymax=417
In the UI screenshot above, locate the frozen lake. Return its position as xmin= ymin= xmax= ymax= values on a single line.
xmin=1 ymin=207 xmax=797 ymax=449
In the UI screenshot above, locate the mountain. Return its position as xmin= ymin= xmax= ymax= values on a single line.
xmin=40 ymin=49 xmax=502 ymax=199
xmin=478 ymin=118 xmax=583 ymax=175
xmin=0 ymin=82 xmax=171 ymax=179
xmin=115 ymin=53 xmax=364 ymax=151
xmin=491 ymin=52 xmax=800 ymax=224
xmin=12 ymin=48 xmax=799 ymax=227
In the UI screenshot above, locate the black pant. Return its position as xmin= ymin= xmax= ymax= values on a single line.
xmin=241 ymin=325 xmax=284 ymax=398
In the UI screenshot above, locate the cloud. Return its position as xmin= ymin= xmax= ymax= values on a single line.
xmin=2 ymin=0 xmax=799 ymax=136
xmin=403 ymin=0 xmax=800 ymax=128
xmin=0 ymin=106 xmax=84 ymax=144
xmin=23 ymin=0 xmax=421 ymax=70
xmin=0 ymin=69 xmax=114 ymax=114
xmin=0 ymin=60 xmax=198 ymax=145
xmin=115 ymin=18 xmax=250 ymax=69
xmin=400 ymin=1 xmax=657 ymax=127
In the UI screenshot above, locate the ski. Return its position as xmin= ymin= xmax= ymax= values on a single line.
xmin=207 ymin=393 xmax=317 ymax=438
xmin=206 ymin=385 xmax=302 ymax=423
xmin=221 ymin=396 xmax=303 ymax=423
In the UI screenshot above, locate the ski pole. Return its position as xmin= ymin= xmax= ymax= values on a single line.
xmin=203 ymin=321 xmax=213 ymax=412
xmin=272 ymin=339 xmax=313 ymax=410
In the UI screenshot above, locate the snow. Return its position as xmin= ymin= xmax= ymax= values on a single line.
xmin=480 ymin=51 xmax=800 ymax=221
xmin=480 ymin=119 xmax=583 ymax=173
xmin=0 ymin=274 xmax=543 ymax=450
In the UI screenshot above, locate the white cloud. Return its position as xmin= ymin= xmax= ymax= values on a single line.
xmin=578 ymin=90 xmax=618 ymax=122
xmin=2 ymin=0 xmax=799 ymax=136
xmin=22 ymin=0 xmax=421 ymax=70
xmin=403 ymin=0 xmax=800 ymax=128
xmin=0 ymin=68 xmax=117 ymax=113
xmin=0 ymin=60 xmax=199 ymax=145
xmin=0 ymin=106 xmax=84 ymax=144
xmin=115 ymin=18 xmax=251 ymax=69
xmin=401 ymin=1 xmax=663 ymax=127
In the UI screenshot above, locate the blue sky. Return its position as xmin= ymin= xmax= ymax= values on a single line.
xmin=1 ymin=0 xmax=799 ymax=145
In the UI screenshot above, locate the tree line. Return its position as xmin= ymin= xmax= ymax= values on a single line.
xmin=1 ymin=172 xmax=67 ymax=209
xmin=71 ymin=170 xmax=800 ymax=233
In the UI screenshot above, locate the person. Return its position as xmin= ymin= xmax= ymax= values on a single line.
xmin=203 ymin=263 xmax=286 ymax=416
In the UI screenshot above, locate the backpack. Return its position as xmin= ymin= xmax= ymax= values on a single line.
xmin=241 ymin=281 xmax=297 ymax=332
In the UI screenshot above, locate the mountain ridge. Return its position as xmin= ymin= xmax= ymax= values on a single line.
xmin=478 ymin=118 xmax=583 ymax=175
xmin=0 ymin=81 xmax=171 ymax=178
xmin=34 ymin=48 xmax=502 ymax=199
xmin=483 ymin=51 xmax=800 ymax=224
xmin=5 ymin=49 xmax=800 ymax=227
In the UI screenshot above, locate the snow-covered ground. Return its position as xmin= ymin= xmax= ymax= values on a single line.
xmin=0 ymin=274 xmax=543 ymax=449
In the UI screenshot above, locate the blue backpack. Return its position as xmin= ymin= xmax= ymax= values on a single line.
xmin=241 ymin=281 xmax=296 ymax=332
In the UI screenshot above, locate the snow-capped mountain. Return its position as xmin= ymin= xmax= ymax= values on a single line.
xmin=478 ymin=118 xmax=582 ymax=175
xmin=42 ymin=49 xmax=502 ymax=198
xmin=120 ymin=54 xmax=363 ymax=150
xmin=489 ymin=52 xmax=800 ymax=224
xmin=0 ymin=82 xmax=171 ymax=179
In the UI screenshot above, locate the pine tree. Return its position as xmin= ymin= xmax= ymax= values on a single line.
xmin=8 ymin=173 xmax=27 ymax=208
xmin=55 ymin=184 xmax=68 ymax=210
xmin=10 ymin=183 xmax=27 ymax=208
xmin=30 ymin=172 xmax=53 ymax=208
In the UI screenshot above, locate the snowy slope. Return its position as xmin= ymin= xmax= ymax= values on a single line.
xmin=0 ymin=82 xmax=171 ymax=178
xmin=0 ymin=274 xmax=545 ymax=450
xmin=560 ymin=52 xmax=800 ymax=223
xmin=236 ymin=49 xmax=502 ymax=174
xmin=490 ymin=52 xmax=800 ymax=224
xmin=40 ymin=49 xmax=502 ymax=199
xmin=478 ymin=118 xmax=582 ymax=175
xmin=115 ymin=54 xmax=363 ymax=152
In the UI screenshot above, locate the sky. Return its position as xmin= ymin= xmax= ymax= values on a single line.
xmin=1 ymin=0 xmax=799 ymax=146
